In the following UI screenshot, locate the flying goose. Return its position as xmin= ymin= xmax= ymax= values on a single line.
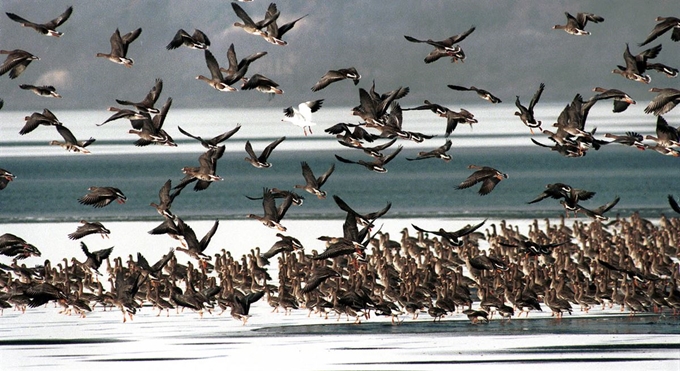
xmin=166 ymin=28 xmax=210 ymax=50
xmin=404 ymin=26 xmax=475 ymax=63
xmin=334 ymin=145 xmax=403 ymax=173
xmin=282 ymin=99 xmax=324 ymax=136
xmin=96 ymin=28 xmax=142 ymax=67
xmin=0 ymin=49 xmax=39 ymax=79
xmin=178 ymin=124 xmax=241 ymax=149
xmin=78 ymin=186 xmax=126 ymax=208
xmin=244 ymin=136 xmax=286 ymax=168
xmin=447 ymin=84 xmax=502 ymax=104
xmin=247 ymin=188 xmax=294 ymax=231
xmin=515 ymin=83 xmax=545 ymax=133
xmin=639 ymin=16 xmax=680 ymax=46
xmin=261 ymin=3 xmax=307 ymax=46
xmin=294 ymin=161 xmax=334 ymax=199
xmin=49 ymin=124 xmax=95 ymax=154
xmin=115 ymin=78 xmax=163 ymax=114
xmin=6 ymin=6 xmax=73 ymax=37
xmin=231 ymin=1 xmax=279 ymax=38
xmin=457 ymin=165 xmax=508 ymax=195
xmin=68 ymin=220 xmax=111 ymax=240
xmin=406 ymin=139 xmax=453 ymax=161
xmin=312 ymin=67 xmax=361 ymax=91
xmin=552 ymin=12 xmax=603 ymax=35
xmin=19 ymin=108 xmax=62 ymax=135
xmin=19 ymin=84 xmax=62 ymax=98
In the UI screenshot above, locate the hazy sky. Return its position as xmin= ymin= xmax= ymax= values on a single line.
xmin=0 ymin=1 xmax=678 ymax=111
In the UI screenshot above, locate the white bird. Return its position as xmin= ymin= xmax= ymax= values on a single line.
xmin=282 ymin=99 xmax=324 ymax=136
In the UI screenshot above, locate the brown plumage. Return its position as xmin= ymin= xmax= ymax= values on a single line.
xmin=0 ymin=49 xmax=39 ymax=79
xmin=68 ymin=220 xmax=110 ymax=240
xmin=78 ymin=186 xmax=126 ymax=208
xmin=96 ymin=28 xmax=142 ymax=68
xmin=294 ymin=161 xmax=334 ymax=199
xmin=457 ymin=165 xmax=508 ymax=195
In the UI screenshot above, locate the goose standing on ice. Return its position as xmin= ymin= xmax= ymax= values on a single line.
xmin=282 ymin=99 xmax=324 ymax=136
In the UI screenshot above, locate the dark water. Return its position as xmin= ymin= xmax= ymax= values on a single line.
xmin=0 ymin=143 xmax=678 ymax=223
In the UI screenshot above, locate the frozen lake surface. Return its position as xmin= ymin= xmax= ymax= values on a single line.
xmin=2 ymin=303 xmax=679 ymax=371
xmin=2 ymin=217 xmax=679 ymax=371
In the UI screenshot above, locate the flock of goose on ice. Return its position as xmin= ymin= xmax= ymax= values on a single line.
xmin=1 ymin=4 xmax=680 ymax=324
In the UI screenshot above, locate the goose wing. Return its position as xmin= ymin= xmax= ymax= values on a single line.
xmin=55 ymin=124 xmax=78 ymax=144
xmin=316 ymin=163 xmax=335 ymax=187
xmin=198 ymin=220 xmax=219 ymax=253
xmin=259 ymin=136 xmax=285 ymax=162
xmin=46 ymin=6 xmax=73 ymax=29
